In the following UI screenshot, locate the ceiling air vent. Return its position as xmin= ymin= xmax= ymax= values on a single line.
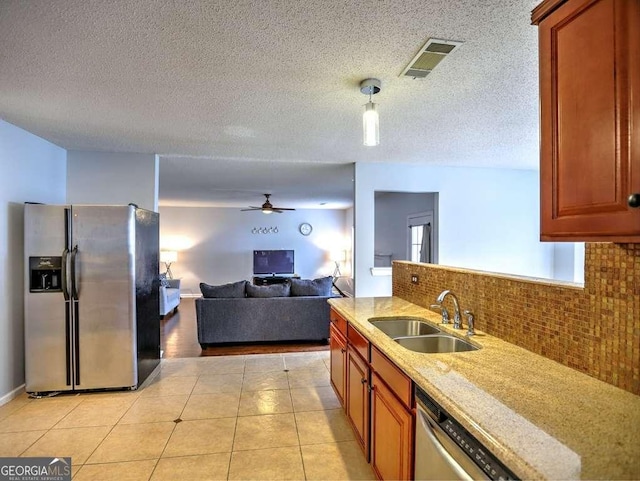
xmin=400 ymin=38 xmax=463 ymax=79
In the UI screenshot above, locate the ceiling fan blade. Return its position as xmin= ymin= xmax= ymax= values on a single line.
xmin=273 ymin=207 xmax=296 ymax=211
xmin=240 ymin=207 xmax=260 ymax=211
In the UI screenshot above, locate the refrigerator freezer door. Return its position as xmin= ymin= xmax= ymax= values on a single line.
xmin=71 ymin=205 xmax=138 ymax=390
xmin=24 ymin=204 xmax=73 ymax=393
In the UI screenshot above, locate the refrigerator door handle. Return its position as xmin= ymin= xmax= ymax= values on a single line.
xmin=70 ymin=245 xmax=79 ymax=299
xmin=70 ymin=244 xmax=80 ymax=385
xmin=74 ymin=301 xmax=80 ymax=386
xmin=61 ymin=248 xmax=70 ymax=301
xmin=65 ymin=303 xmax=71 ymax=386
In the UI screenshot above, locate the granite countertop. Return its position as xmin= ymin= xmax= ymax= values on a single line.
xmin=328 ymin=296 xmax=640 ymax=480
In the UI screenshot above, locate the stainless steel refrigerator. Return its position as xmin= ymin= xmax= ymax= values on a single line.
xmin=24 ymin=204 xmax=160 ymax=395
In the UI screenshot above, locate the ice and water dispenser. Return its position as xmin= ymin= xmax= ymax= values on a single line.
xmin=29 ymin=257 xmax=62 ymax=292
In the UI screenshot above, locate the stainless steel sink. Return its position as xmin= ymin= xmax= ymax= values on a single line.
xmin=369 ymin=318 xmax=441 ymax=338
xmin=395 ymin=335 xmax=479 ymax=353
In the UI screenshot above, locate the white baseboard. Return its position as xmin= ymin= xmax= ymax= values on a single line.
xmin=0 ymin=384 xmax=25 ymax=407
xmin=180 ymin=293 xmax=202 ymax=299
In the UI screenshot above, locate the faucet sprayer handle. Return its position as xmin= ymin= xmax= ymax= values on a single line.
xmin=430 ymin=304 xmax=450 ymax=324
xmin=463 ymin=310 xmax=475 ymax=336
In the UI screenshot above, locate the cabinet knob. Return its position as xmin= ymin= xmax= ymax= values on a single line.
xmin=628 ymin=193 xmax=640 ymax=208
xmin=361 ymin=378 xmax=367 ymax=384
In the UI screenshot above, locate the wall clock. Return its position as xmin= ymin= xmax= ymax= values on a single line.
xmin=299 ymin=223 xmax=313 ymax=236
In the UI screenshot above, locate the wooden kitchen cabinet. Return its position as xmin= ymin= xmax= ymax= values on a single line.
xmin=532 ymin=0 xmax=640 ymax=241
xmin=329 ymin=309 xmax=414 ymax=480
xmin=346 ymin=345 xmax=369 ymax=457
xmin=370 ymin=347 xmax=414 ymax=481
xmin=329 ymin=323 xmax=347 ymax=406
xmin=371 ymin=372 xmax=413 ymax=481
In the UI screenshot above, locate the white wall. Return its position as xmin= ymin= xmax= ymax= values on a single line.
xmin=355 ymin=163 xmax=554 ymax=297
xmin=375 ymin=192 xmax=436 ymax=265
xmin=0 ymin=120 xmax=66 ymax=402
xmin=67 ymin=151 xmax=159 ymax=212
xmin=159 ymin=206 xmax=349 ymax=296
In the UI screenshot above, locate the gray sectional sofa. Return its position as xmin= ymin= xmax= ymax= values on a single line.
xmin=195 ymin=278 xmax=335 ymax=347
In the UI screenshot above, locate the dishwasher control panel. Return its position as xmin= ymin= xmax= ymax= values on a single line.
xmin=441 ymin=418 xmax=516 ymax=480
xmin=416 ymin=386 xmax=519 ymax=481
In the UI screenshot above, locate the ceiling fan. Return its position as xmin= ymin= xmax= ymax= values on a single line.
xmin=241 ymin=194 xmax=295 ymax=214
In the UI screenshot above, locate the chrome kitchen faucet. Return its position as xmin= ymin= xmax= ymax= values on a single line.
xmin=434 ymin=290 xmax=462 ymax=328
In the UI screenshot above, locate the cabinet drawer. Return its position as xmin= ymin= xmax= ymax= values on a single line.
xmin=371 ymin=346 xmax=412 ymax=408
xmin=347 ymin=324 xmax=370 ymax=362
xmin=330 ymin=308 xmax=347 ymax=336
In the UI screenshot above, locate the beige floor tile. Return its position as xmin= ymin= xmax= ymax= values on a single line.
xmin=140 ymin=375 xmax=197 ymax=397
xmin=21 ymin=425 xmax=111 ymax=464
xmin=119 ymin=395 xmax=189 ymax=424
xmin=162 ymin=418 xmax=235 ymax=457
xmin=151 ymin=453 xmax=230 ymax=481
xmin=0 ymin=396 xmax=32 ymax=422
xmin=195 ymin=357 xmax=246 ymax=374
xmin=245 ymin=355 xmax=285 ymax=372
xmin=0 ymin=430 xmax=45 ymax=456
xmin=287 ymin=368 xmax=331 ymax=388
xmin=302 ymin=441 xmax=375 ymax=480
xmin=242 ymin=371 xmax=289 ymax=391
xmin=295 ymin=409 xmax=354 ymax=445
xmin=192 ymin=373 xmax=243 ymax=395
xmin=228 ymin=446 xmax=304 ymax=480
xmin=55 ymin=396 xmax=136 ymax=428
xmin=290 ymin=386 xmax=342 ymax=412
xmin=180 ymin=393 xmax=240 ymax=420
xmin=233 ymin=413 xmax=299 ymax=451
xmin=86 ymin=422 xmax=174 ymax=464
xmin=74 ymin=459 xmax=157 ymax=481
xmin=283 ymin=354 xmax=327 ymax=371
xmin=160 ymin=360 xmax=202 ymax=377
xmin=0 ymin=398 xmax=82 ymax=432
xmin=238 ymin=389 xmax=293 ymax=416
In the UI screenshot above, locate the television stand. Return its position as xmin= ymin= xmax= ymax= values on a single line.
xmin=253 ymin=275 xmax=299 ymax=286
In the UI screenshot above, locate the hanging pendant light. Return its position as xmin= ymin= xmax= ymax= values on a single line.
xmin=360 ymin=78 xmax=381 ymax=146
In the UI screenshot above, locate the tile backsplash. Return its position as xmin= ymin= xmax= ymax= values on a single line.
xmin=392 ymin=243 xmax=639 ymax=395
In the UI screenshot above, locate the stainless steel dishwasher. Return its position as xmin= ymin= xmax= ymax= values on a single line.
xmin=415 ymin=385 xmax=518 ymax=481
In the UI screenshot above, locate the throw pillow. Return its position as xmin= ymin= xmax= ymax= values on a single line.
xmin=159 ymin=272 xmax=170 ymax=287
xmin=200 ymin=280 xmax=247 ymax=298
xmin=290 ymin=276 xmax=333 ymax=296
xmin=245 ymin=282 xmax=291 ymax=298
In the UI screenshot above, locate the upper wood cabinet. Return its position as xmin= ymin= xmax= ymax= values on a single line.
xmin=532 ymin=0 xmax=640 ymax=241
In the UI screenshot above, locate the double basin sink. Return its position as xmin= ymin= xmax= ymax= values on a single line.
xmin=369 ymin=317 xmax=479 ymax=354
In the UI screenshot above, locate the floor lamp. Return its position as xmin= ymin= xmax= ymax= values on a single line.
xmin=160 ymin=250 xmax=178 ymax=279
xmin=330 ymin=250 xmax=346 ymax=296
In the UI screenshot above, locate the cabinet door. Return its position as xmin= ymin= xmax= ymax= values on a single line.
xmin=329 ymin=323 xmax=347 ymax=406
xmin=536 ymin=0 xmax=640 ymax=241
xmin=346 ymin=346 xmax=369 ymax=457
xmin=371 ymin=373 xmax=414 ymax=481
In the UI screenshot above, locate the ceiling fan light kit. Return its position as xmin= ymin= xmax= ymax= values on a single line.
xmin=241 ymin=194 xmax=296 ymax=214
xmin=360 ymin=78 xmax=381 ymax=147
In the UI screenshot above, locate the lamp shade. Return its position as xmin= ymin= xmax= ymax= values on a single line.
xmin=330 ymin=249 xmax=347 ymax=262
xmin=160 ymin=250 xmax=178 ymax=263
xmin=363 ymin=101 xmax=379 ymax=146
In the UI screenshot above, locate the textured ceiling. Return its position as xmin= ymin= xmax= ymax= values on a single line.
xmin=0 ymin=0 xmax=540 ymax=208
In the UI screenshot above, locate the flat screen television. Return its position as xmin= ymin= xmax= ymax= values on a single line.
xmin=253 ymin=250 xmax=295 ymax=275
